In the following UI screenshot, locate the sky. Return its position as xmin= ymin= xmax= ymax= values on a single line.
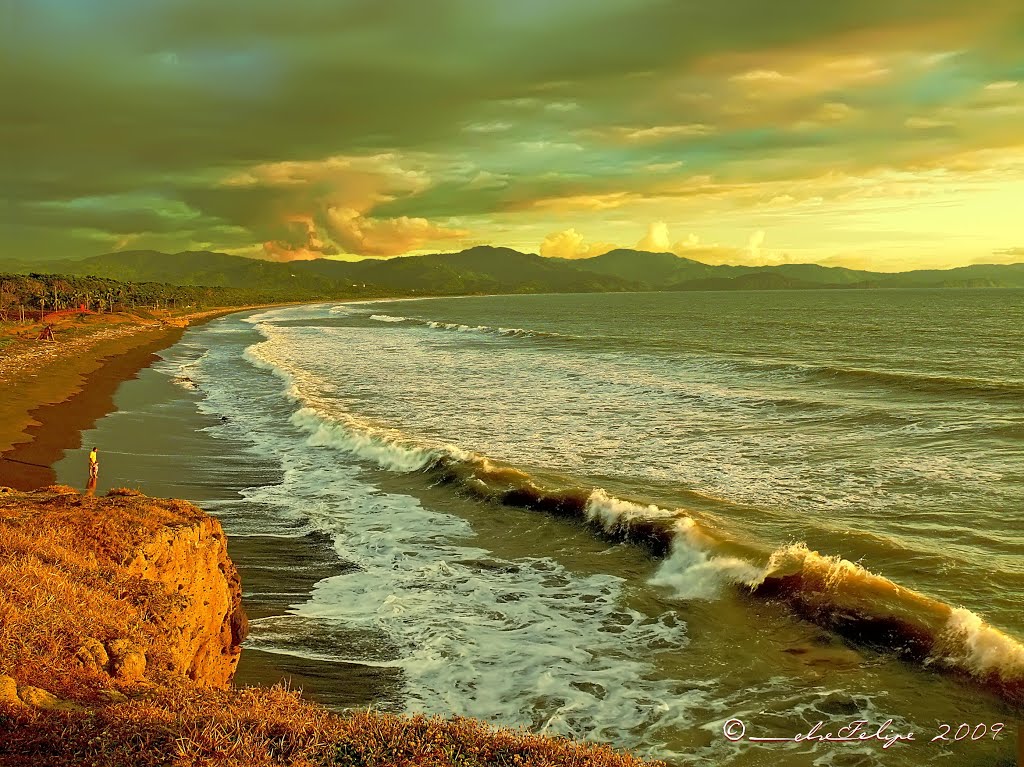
xmin=3 ymin=0 xmax=1024 ymax=272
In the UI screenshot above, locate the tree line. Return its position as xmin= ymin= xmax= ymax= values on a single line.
xmin=0 ymin=273 xmax=321 ymax=320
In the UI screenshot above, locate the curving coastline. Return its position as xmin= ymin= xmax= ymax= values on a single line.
xmin=246 ymin=328 xmax=1024 ymax=710
xmin=0 ymin=308 xmax=266 ymax=490
xmin=3 ymin=302 xmax=1020 ymax=765
xmin=0 ymin=311 xmax=663 ymax=767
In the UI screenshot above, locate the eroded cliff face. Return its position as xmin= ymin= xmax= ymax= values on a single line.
xmin=0 ymin=487 xmax=660 ymax=767
xmin=0 ymin=486 xmax=247 ymax=710
xmin=125 ymin=513 xmax=248 ymax=687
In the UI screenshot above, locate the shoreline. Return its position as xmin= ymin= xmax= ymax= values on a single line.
xmin=1 ymin=487 xmax=650 ymax=767
xmin=228 ymin=530 xmax=400 ymax=711
xmin=0 ymin=299 xmax=385 ymax=710
xmin=0 ymin=328 xmax=186 ymax=490
xmin=0 ymin=306 xmax=276 ymax=491
xmin=1 ymin=296 xmax=1020 ymax=765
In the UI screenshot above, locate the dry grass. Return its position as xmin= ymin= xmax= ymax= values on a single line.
xmin=0 ymin=685 xmax=663 ymax=767
xmin=0 ymin=488 xmax=664 ymax=767
xmin=0 ymin=487 xmax=200 ymax=701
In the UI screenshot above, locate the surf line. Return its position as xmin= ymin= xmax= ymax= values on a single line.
xmin=422 ymin=452 xmax=1024 ymax=710
xmin=245 ymin=333 xmax=1024 ymax=710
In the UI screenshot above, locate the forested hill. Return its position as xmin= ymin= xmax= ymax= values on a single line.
xmin=557 ymin=249 xmax=1024 ymax=289
xmin=4 ymin=246 xmax=1023 ymax=300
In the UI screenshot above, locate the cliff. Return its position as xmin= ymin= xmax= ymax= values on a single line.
xmin=123 ymin=511 xmax=246 ymax=687
xmin=0 ymin=486 xmax=660 ymax=767
xmin=0 ymin=486 xmax=246 ymax=707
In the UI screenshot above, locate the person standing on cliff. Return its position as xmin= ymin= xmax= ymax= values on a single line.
xmin=88 ymin=447 xmax=99 ymax=481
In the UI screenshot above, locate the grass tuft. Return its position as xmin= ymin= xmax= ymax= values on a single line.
xmin=106 ymin=487 xmax=145 ymax=497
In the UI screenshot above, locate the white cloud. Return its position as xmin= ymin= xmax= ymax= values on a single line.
xmin=985 ymin=246 xmax=1024 ymax=264
xmin=730 ymin=69 xmax=792 ymax=84
xmin=636 ymin=221 xmax=672 ymax=251
xmin=815 ymin=102 xmax=857 ymax=123
xmin=747 ymin=229 xmax=766 ymax=261
xmin=624 ymin=124 xmax=714 ymax=141
xmin=464 ymin=121 xmax=514 ymax=133
xmin=325 ymin=207 xmax=467 ymax=257
xmin=219 ymin=152 xmax=431 ymax=208
xmin=467 ymin=171 xmax=510 ymax=190
xmin=905 ymin=116 xmax=954 ymax=129
xmin=644 ymin=161 xmax=685 ymax=173
xmin=539 ymin=228 xmax=615 ymax=259
xmin=220 ymin=152 xmax=467 ymax=258
xmin=519 ymin=140 xmax=585 ymax=152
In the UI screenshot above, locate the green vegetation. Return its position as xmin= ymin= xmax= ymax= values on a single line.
xmin=3 ymin=247 xmax=1023 ymax=314
xmin=0 ymin=272 xmax=353 ymax=321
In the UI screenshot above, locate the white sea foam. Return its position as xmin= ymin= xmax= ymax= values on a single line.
xmin=161 ymin=304 xmax=980 ymax=766
xmin=165 ymin=346 xmax=209 ymax=391
xmin=370 ymin=314 xmax=407 ymax=323
xmin=243 ymin=460 xmax=699 ymax=754
xmin=246 ymin=317 xmax=779 ymax=606
xmin=172 ymin=376 xmax=199 ymax=391
xmin=328 ymin=303 xmax=371 ymax=316
xmin=243 ymin=329 xmax=469 ymax=474
xmin=186 ymin=319 xmax=705 ymax=758
xmin=586 ymin=491 xmax=760 ymax=600
xmin=650 ymin=524 xmax=762 ymax=601
xmin=937 ymin=607 xmax=1024 ymax=681
xmin=421 ymin=320 xmax=541 ymax=337
xmin=291 ymin=406 xmax=440 ymax=472
xmin=244 ymin=303 xmax=336 ymax=324
xmin=585 ymin=488 xmax=678 ymax=531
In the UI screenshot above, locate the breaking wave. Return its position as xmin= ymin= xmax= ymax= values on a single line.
xmin=365 ymin=312 xmax=560 ymax=339
xmin=345 ymin=304 xmax=1024 ymax=403
xmin=749 ymin=544 xmax=1024 ymax=705
xmin=243 ymin=325 xmax=1024 ymax=709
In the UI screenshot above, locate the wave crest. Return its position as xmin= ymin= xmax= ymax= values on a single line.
xmin=749 ymin=543 xmax=1024 ymax=703
xmin=242 ymin=325 xmax=1024 ymax=706
xmin=292 ymin=407 xmax=441 ymax=473
xmin=362 ymin=312 xmax=560 ymax=340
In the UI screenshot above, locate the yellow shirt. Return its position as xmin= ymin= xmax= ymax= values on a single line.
xmin=89 ymin=450 xmax=97 ymax=464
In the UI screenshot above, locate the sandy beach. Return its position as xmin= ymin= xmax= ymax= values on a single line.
xmin=0 ymin=307 xmax=274 ymax=490
xmin=4 ymin=298 xmax=1020 ymax=767
xmin=0 ymin=304 xmax=669 ymax=767
xmin=0 ymin=304 xmax=389 ymax=711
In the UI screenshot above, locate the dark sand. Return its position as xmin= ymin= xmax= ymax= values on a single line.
xmin=229 ymin=531 xmax=402 ymax=710
xmin=0 ymin=307 xmax=273 ymax=490
xmin=1 ymin=305 xmax=375 ymax=708
xmin=3 ymin=306 xmax=393 ymax=711
xmin=0 ymin=329 xmax=185 ymax=489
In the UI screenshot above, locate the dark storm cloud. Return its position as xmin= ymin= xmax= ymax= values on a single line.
xmin=3 ymin=0 xmax=1022 ymax=260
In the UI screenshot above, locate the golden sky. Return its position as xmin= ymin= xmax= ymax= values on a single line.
xmin=5 ymin=0 xmax=1024 ymax=271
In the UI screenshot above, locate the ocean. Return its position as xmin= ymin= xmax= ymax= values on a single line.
xmin=56 ymin=289 xmax=1023 ymax=765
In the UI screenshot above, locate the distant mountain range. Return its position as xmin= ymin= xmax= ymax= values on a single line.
xmin=4 ymin=246 xmax=1024 ymax=297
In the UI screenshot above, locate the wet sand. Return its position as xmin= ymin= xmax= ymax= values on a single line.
xmin=0 ymin=307 xmax=280 ymax=490
xmin=2 ymin=305 xmax=389 ymax=711
xmin=229 ymin=531 xmax=402 ymax=710
xmin=25 ymin=303 xmax=1024 ymax=765
xmin=0 ymin=328 xmax=186 ymax=489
